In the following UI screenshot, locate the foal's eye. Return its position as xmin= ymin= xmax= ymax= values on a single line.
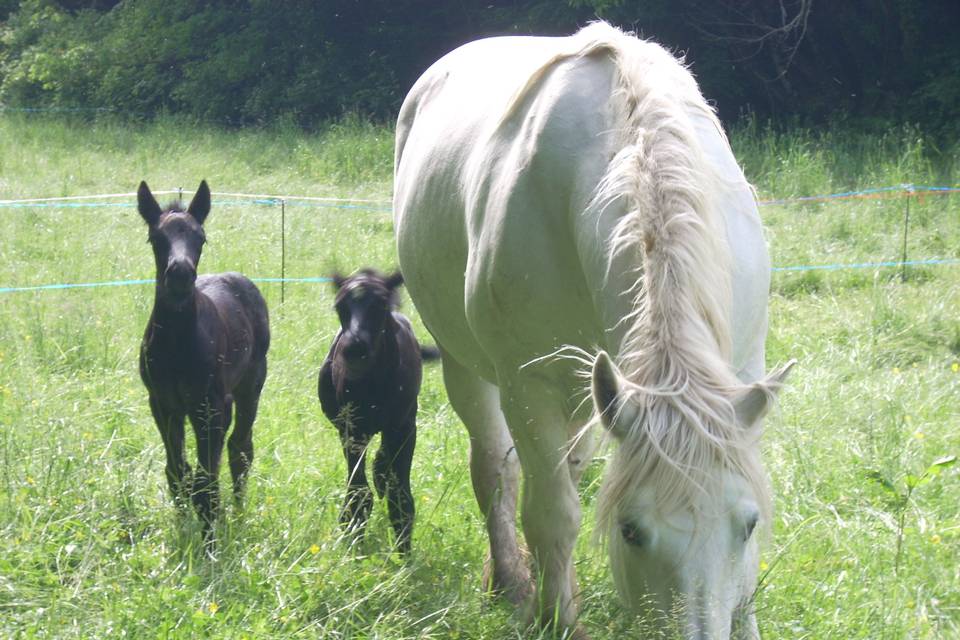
xmin=620 ymin=522 xmax=649 ymax=548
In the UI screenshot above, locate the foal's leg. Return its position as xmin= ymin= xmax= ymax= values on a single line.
xmin=375 ymin=418 xmax=417 ymax=554
xmin=229 ymin=358 xmax=266 ymax=501
xmin=339 ymin=427 xmax=373 ymax=542
xmin=149 ymin=396 xmax=191 ymax=508
xmin=189 ymin=394 xmax=231 ymax=541
xmin=441 ymin=351 xmax=530 ymax=602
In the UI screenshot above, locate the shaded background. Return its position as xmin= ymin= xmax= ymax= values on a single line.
xmin=1 ymin=0 xmax=958 ymax=133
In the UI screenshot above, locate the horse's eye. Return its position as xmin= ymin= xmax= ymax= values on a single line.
xmin=743 ymin=512 xmax=759 ymax=541
xmin=620 ymin=522 xmax=648 ymax=548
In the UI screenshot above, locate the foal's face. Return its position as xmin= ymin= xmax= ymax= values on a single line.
xmin=138 ymin=181 xmax=211 ymax=304
xmin=332 ymin=271 xmax=403 ymax=372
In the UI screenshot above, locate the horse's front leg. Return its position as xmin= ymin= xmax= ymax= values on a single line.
xmin=499 ymin=375 xmax=583 ymax=636
xmin=374 ymin=417 xmax=417 ymax=554
xmin=339 ymin=425 xmax=373 ymax=544
xmin=149 ymin=396 xmax=191 ymax=509
xmin=189 ymin=393 xmax=231 ymax=542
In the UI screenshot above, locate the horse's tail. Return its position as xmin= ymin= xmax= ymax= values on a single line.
xmin=420 ymin=345 xmax=441 ymax=363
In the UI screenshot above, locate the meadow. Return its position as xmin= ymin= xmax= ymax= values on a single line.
xmin=0 ymin=113 xmax=957 ymax=639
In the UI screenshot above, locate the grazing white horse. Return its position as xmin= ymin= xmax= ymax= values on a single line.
xmin=394 ymin=22 xmax=793 ymax=639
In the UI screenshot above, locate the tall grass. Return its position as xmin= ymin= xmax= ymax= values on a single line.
xmin=0 ymin=114 xmax=958 ymax=638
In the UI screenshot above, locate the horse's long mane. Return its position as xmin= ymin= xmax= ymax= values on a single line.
xmin=565 ymin=23 xmax=771 ymax=532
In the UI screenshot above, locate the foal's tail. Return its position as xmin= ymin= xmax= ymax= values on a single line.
xmin=420 ymin=345 xmax=441 ymax=362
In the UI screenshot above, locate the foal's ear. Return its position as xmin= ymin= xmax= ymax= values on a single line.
xmin=137 ymin=181 xmax=162 ymax=226
xmin=331 ymin=272 xmax=347 ymax=290
xmin=733 ymin=359 xmax=797 ymax=428
xmin=385 ymin=270 xmax=404 ymax=290
xmin=187 ymin=180 xmax=211 ymax=224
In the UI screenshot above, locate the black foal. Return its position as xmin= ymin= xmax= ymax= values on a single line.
xmin=138 ymin=181 xmax=270 ymax=542
xmin=318 ymin=269 xmax=433 ymax=553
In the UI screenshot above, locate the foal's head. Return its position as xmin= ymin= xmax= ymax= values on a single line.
xmin=331 ymin=269 xmax=404 ymax=374
xmin=138 ymin=181 xmax=211 ymax=305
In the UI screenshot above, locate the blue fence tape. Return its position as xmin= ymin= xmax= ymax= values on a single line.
xmin=4 ymin=260 xmax=959 ymax=295
xmin=0 ymin=199 xmax=392 ymax=212
xmin=0 ymin=276 xmax=331 ymax=294
xmin=758 ymin=184 xmax=960 ymax=206
xmin=771 ymin=257 xmax=960 ymax=272
xmin=0 ymin=185 xmax=957 ymax=294
xmin=2 ymin=184 xmax=957 ymax=212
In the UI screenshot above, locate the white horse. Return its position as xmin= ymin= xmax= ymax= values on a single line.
xmin=394 ymin=22 xmax=793 ymax=639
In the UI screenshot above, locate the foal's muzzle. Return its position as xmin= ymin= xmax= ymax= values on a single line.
xmin=342 ymin=339 xmax=370 ymax=362
xmin=164 ymin=260 xmax=197 ymax=298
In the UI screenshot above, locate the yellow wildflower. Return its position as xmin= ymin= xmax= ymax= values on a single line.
xmin=931 ymin=534 xmax=942 ymax=544
xmin=309 ymin=544 xmax=320 ymax=555
xmin=759 ymin=560 xmax=769 ymax=571
xmin=207 ymin=602 xmax=219 ymax=614
xmin=913 ymin=431 xmax=925 ymax=440
xmin=892 ymin=367 xmax=900 ymax=374
xmin=952 ymin=362 xmax=959 ymax=373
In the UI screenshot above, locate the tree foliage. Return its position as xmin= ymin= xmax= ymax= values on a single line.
xmin=0 ymin=0 xmax=957 ymax=132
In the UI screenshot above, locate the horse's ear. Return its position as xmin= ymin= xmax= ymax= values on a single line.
xmin=187 ymin=180 xmax=211 ymax=224
xmin=733 ymin=359 xmax=797 ymax=428
xmin=137 ymin=181 xmax=162 ymax=226
xmin=331 ymin=272 xmax=347 ymax=290
xmin=592 ymin=351 xmax=636 ymax=440
xmin=385 ymin=270 xmax=404 ymax=290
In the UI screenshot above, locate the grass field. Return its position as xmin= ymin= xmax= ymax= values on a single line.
xmin=0 ymin=113 xmax=958 ymax=639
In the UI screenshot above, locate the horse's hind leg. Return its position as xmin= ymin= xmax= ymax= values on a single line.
xmin=441 ymin=350 xmax=530 ymax=603
xmin=376 ymin=419 xmax=417 ymax=554
xmin=149 ymin=397 xmax=191 ymax=508
xmin=229 ymin=358 xmax=266 ymax=501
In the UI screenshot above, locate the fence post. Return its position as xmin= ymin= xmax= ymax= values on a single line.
xmin=900 ymin=186 xmax=912 ymax=282
xmin=281 ymin=198 xmax=286 ymax=305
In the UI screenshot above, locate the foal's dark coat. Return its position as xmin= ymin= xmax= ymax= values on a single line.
xmin=318 ymin=269 xmax=431 ymax=553
xmin=138 ymin=181 xmax=269 ymax=540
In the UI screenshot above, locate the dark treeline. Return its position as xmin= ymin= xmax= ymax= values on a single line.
xmin=0 ymin=0 xmax=957 ymax=133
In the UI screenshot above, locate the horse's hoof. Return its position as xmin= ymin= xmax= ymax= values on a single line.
xmin=482 ymin=554 xmax=533 ymax=604
xmin=565 ymin=625 xmax=591 ymax=640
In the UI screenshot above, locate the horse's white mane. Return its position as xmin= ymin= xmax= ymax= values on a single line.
xmin=554 ymin=23 xmax=771 ymax=532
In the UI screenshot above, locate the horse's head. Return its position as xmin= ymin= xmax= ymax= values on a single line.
xmin=331 ymin=269 xmax=404 ymax=375
xmin=138 ymin=181 xmax=210 ymax=306
xmin=591 ymin=351 xmax=794 ymax=638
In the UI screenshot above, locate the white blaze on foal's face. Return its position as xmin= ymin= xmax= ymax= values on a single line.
xmin=591 ymin=351 xmax=793 ymax=638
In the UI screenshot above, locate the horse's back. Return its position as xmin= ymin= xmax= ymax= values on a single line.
xmin=395 ymin=25 xmax=768 ymax=382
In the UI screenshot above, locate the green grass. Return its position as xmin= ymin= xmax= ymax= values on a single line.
xmin=0 ymin=114 xmax=958 ymax=638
